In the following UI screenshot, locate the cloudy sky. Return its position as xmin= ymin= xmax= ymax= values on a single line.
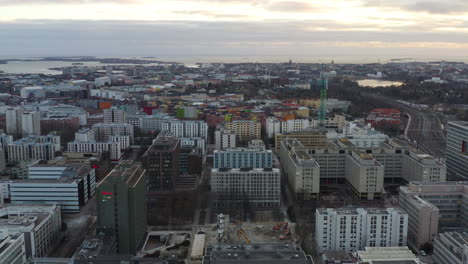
xmin=1 ymin=0 xmax=468 ymax=62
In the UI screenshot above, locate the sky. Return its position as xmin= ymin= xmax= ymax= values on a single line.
xmin=1 ymin=0 xmax=468 ymax=62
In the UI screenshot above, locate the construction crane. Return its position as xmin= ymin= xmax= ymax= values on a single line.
xmin=318 ymin=64 xmax=328 ymax=126
xmin=237 ymin=228 xmax=250 ymax=244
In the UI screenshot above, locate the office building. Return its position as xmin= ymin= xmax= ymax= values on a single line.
xmin=8 ymin=135 xmax=61 ymax=164
xmin=97 ymin=161 xmax=147 ymax=255
xmin=40 ymin=116 xmax=80 ymax=135
xmin=214 ymin=128 xmax=236 ymax=150
xmin=103 ymin=107 xmax=126 ymax=124
xmin=225 ymin=120 xmax=261 ymax=144
xmin=203 ymin=244 xmax=314 ymax=264
xmin=46 ymin=105 xmax=88 ymax=126
xmin=68 ymin=129 xmax=122 ymax=161
xmin=365 ymin=108 xmax=401 ymax=129
xmin=142 ymin=136 xmax=180 ymax=192
xmin=180 ymin=137 xmax=206 ymax=156
xmin=433 ymin=232 xmax=468 ymax=264
xmin=0 ymin=204 xmax=61 ymax=258
xmin=0 ymin=230 xmax=27 ymax=264
xmin=279 ymin=139 xmax=320 ymax=200
xmin=21 ymin=112 xmax=41 ymax=136
xmin=213 ymin=148 xmax=273 ymax=169
xmin=10 ymin=165 xmax=96 ymax=213
xmin=402 ymin=151 xmax=446 ymax=182
xmin=399 ymin=181 xmax=468 ymax=247
xmin=91 ymin=123 xmax=134 ymax=143
xmin=266 ymin=117 xmax=311 ymax=139
xmin=211 ymin=168 xmax=280 ymax=207
xmin=315 ymin=208 xmax=408 ymax=252
xmin=446 ymin=121 xmax=468 ymax=179
xmin=275 ymin=128 xmax=327 ymax=151
xmin=6 ymin=107 xmax=24 ymax=139
xmin=345 ymin=151 xmax=385 ymax=200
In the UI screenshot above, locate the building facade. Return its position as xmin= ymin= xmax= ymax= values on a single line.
xmin=214 ymin=128 xmax=236 ymax=150
xmin=225 ymin=120 xmax=261 ymax=144
xmin=345 ymin=151 xmax=385 ymax=200
xmin=433 ymin=232 xmax=468 ymax=264
xmin=0 ymin=231 xmax=27 ymax=264
xmin=446 ymin=121 xmax=468 ymax=179
xmin=315 ymin=207 xmax=408 ymax=252
xmin=213 ymin=148 xmax=273 ymax=169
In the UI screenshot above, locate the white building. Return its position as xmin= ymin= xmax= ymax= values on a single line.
xmin=266 ymin=117 xmax=281 ymax=139
xmin=6 ymin=107 xmax=24 ymax=138
xmin=8 ymin=135 xmax=61 ymax=164
xmin=211 ymin=168 xmax=280 ymax=207
xmin=213 ymin=148 xmax=273 ymax=169
xmin=94 ymin=76 xmax=111 ymax=87
xmin=21 ymin=111 xmax=41 ymax=136
xmin=103 ymin=107 xmax=126 ymax=124
xmin=327 ymin=122 xmax=389 ymax=148
xmin=10 ymin=165 xmax=96 ymax=213
xmin=214 ymin=128 xmax=236 ymax=150
xmin=345 ymin=151 xmax=385 ymax=200
xmin=20 ymin=86 xmax=45 ymax=99
xmin=357 ymin=247 xmax=423 ymax=264
xmin=91 ymin=123 xmax=134 ymax=143
xmin=315 ymin=207 xmax=408 ymax=252
xmin=46 ymin=105 xmax=88 ymax=126
xmin=402 ymin=151 xmax=446 ymax=183
xmin=266 ymin=117 xmax=311 ymax=139
xmin=180 ymin=137 xmax=206 ymax=156
xmin=0 ymin=230 xmax=27 ymax=264
xmin=161 ymin=120 xmax=208 ymax=139
xmin=67 ymin=141 xmax=121 ymax=161
xmin=279 ymin=139 xmax=320 ymax=200
xmin=434 ymin=232 xmax=468 ymax=264
xmin=0 ymin=204 xmax=61 ymax=258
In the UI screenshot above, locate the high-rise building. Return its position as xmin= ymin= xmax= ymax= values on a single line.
xmin=142 ymin=136 xmax=180 ymax=192
xmin=97 ymin=160 xmax=147 ymax=255
xmin=103 ymin=107 xmax=126 ymax=124
xmin=211 ymin=168 xmax=280 ymax=207
xmin=446 ymin=121 xmax=468 ymax=179
xmin=433 ymin=232 xmax=468 ymax=264
xmin=399 ymin=181 xmax=468 ymax=247
xmin=213 ymin=148 xmax=273 ymax=169
xmin=315 ymin=207 xmax=408 ymax=252
xmin=21 ymin=112 xmax=41 ymax=136
xmin=6 ymin=107 xmax=24 ymax=138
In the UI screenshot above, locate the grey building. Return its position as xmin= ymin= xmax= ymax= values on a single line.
xmin=447 ymin=121 xmax=468 ymax=180
xmin=433 ymin=232 xmax=468 ymax=264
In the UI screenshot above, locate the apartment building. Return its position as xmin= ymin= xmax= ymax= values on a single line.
xmin=315 ymin=207 xmax=408 ymax=252
xmin=161 ymin=120 xmax=208 ymax=139
xmin=402 ymin=151 xmax=446 ymax=182
xmin=0 ymin=230 xmax=27 ymax=264
xmin=225 ymin=120 xmax=261 ymax=144
xmin=103 ymin=106 xmax=126 ymax=124
xmin=214 ymin=127 xmax=236 ymax=150
xmin=211 ymin=168 xmax=280 ymax=207
xmin=275 ymin=128 xmax=327 ymax=151
xmin=8 ymin=135 xmax=61 ymax=164
xmin=91 ymin=123 xmax=134 ymax=143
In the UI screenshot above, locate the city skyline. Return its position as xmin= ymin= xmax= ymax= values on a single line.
xmin=1 ymin=0 xmax=468 ymax=60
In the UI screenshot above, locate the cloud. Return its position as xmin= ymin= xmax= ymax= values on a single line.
xmin=0 ymin=20 xmax=467 ymax=60
xmin=266 ymin=1 xmax=316 ymax=12
xmin=0 ymin=0 xmax=141 ymax=5
xmin=364 ymin=0 xmax=468 ymax=14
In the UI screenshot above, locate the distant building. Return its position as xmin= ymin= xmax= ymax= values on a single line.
xmin=357 ymin=247 xmax=423 ymax=264
xmin=203 ymin=244 xmax=314 ymax=264
xmin=8 ymin=135 xmax=61 ymax=164
xmin=399 ymin=181 xmax=468 ymax=247
xmin=433 ymin=232 xmax=468 ymax=264
xmin=225 ymin=120 xmax=261 ymax=144
xmin=67 ymin=129 xmax=122 ymax=161
xmin=40 ymin=116 xmax=80 ymax=135
xmin=214 ymin=127 xmax=236 ymax=150
xmin=20 ymin=112 xmax=41 ymax=137
xmin=6 ymin=107 xmax=24 ymax=139
xmin=275 ymin=128 xmax=327 ymax=151
xmin=20 ymin=86 xmax=45 ymax=99
xmin=345 ymin=151 xmax=385 ymax=200
xmin=315 ymin=208 xmax=408 ymax=252
xmin=91 ymin=123 xmax=134 ymax=144
xmin=446 ymin=121 xmax=468 ymax=179
xmin=161 ymin=120 xmax=208 ymax=139
xmin=401 ymin=151 xmax=446 ymax=182
xmin=103 ymin=107 xmax=126 ymax=124
xmin=211 ymin=168 xmax=280 ymax=207
xmin=365 ymin=108 xmax=401 ymax=129
xmin=0 ymin=230 xmax=27 ymax=264
xmin=97 ymin=161 xmax=147 ymax=255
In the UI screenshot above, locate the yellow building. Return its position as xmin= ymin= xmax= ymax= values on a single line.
xmin=299 ymin=98 xmax=321 ymax=108
xmin=225 ymin=120 xmax=261 ymax=144
xmin=275 ymin=128 xmax=327 ymax=151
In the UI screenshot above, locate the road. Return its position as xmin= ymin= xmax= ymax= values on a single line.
xmin=369 ymin=94 xmax=446 ymax=158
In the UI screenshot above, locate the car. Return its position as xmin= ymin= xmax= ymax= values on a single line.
xmin=420 ymin=250 xmax=427 ymax=256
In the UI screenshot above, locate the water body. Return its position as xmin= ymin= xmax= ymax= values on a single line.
xmin=357 ymin=79 xmax=403 ymax=88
